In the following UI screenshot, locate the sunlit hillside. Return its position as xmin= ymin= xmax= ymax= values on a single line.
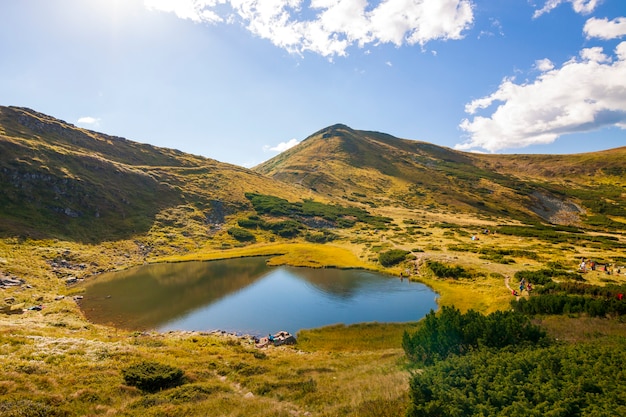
xmin=0 ymin=106 xmax=309 ymax=242
xmin=255 ymin=124 xmax=626 ymax=229
xmin=1 ymin=107 xmax=626 ymax=416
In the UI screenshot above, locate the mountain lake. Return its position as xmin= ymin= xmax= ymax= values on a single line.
xmin=78 ymin=257 xmax=438 ymax=336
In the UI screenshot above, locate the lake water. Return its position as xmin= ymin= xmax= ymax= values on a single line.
xmin=79 ymin=257 xmax=438 ymax=336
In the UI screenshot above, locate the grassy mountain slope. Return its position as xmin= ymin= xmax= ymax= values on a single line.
xmin=0 ymin=106 xmax=306 ymax=242
xmin=1 ymin=108 xmax=626 ymax=416
xmin=255 ymin=124 xmax=626 ymax=229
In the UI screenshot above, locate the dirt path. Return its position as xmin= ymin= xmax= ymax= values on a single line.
xmin=504 ymin=275 xmax=520 ymax=300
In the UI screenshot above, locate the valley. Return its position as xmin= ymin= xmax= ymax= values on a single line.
xmin=1 ymin=106 xmax=625 ymax=416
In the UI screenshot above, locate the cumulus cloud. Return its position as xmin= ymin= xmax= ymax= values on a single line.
xmin=533 ymin=0 xmax=600 ymax=19
xmin=77 ymin=116 xmax=101 ymax=126
xmin=584 ymin=17 xmax=626 ymax=40
xmin=143 ymin=0 xmax=474 ymax=57
xmin=456 ymin=41 xmax=626 ymax=153
xmin=264 ymin=138 xmax=300 ymax=152
xmin=535 ymin=58 xmax=554 ymax=72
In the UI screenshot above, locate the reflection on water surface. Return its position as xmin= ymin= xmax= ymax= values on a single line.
xmin=79 ymin=257 xmax=437 ymax=335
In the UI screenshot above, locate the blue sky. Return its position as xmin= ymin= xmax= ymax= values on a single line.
xmin=1 ymin=0 xmax=624 ymax=167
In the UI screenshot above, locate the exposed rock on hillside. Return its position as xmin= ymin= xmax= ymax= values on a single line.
xmin=530 ymin=191 xmax=585 ymax=226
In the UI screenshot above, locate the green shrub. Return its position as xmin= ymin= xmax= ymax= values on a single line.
xmin=408 ymin=341 xmax=626 ymax=417
xmin=304 ymin=230 xmax=337 ymax=243
xmin=237 ymin=218 xmax=261 ymax=229
xmin=514 ymin=268 xmax=582 ymax=285
xmin=402 ymin=306 xmax=547 ymax=366
xmin=227 ymin=227 xmax=256 ymax=242
xmin=122 ymin=361 xmax=185 ymax=392
xmin=379 ymin=249 xmax=410 ymax=267
xmin=427 ymin=260 xmax=470 ymax=279
xmin=266 ymin=220 xmax=302 ymax=237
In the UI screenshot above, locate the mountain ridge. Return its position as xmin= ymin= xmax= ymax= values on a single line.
xmin=255 ymin=123 xmax=626 ymax=229
xmin=0 ymin=106 xmax=308 ymax=242
xmin=1 ymin=105 xmax=625 ymax=245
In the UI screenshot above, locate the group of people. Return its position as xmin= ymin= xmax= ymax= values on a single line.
xmin=512 ymin=277 xmax=532 ymax=297
xmin=579 ymin=258 xmax=622 ymax=275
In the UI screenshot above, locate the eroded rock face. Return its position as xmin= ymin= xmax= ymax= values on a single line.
xmin=530 ymin=191 xmax=585 ymax=226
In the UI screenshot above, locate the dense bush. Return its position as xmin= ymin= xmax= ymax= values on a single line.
xmin=514 ymin=268 xmax=582 ymax=286
xmin=245 ymin=193 xmax=293 ymax=216
xmin=536 ymin=282 xmax=626 ymax=297
xmin=512 ymin=294 xmax=626 ymax=317
xmin=427 ymin=261 xmax=470 ymax=279
xmin=227 ymin=227 xmax=256 ymax=242
xmin=402 ymin=306 xmax=547 ymax=366
xmin=304 ymin=230 xmax=337 ymax=243
xmin=378 ymin=249 xmax=410 ymax=267
xmin=407 ymin=340 xmax=626 ymax=417
xmin=266 ymin=220 xmax=302 ymax=237
xmin=237 ymin=218 xmax=263 ymax=229
xmin=244 ymin=193 xmax=392 ymax=229
xmin=122 ymin=361 xmax=185 ymax=392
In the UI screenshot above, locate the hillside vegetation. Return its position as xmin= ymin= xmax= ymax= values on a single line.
xmin=0 ymin=106 xmax=306 ymax=242
xmin=255 ymin=124 xmax=626 ymax=230
xmin=1 ymin=107 xmax=625 ymax=416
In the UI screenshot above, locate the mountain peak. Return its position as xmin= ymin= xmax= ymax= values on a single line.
xmin=304 ymin=124 xmax=355 ymax=141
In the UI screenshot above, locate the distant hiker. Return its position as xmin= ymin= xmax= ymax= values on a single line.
xmin=618 ymin=293 xmax=623 ymax=301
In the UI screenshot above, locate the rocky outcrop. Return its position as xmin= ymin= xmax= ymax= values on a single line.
xmin=530 ymin=191 xmax=585 ymax=226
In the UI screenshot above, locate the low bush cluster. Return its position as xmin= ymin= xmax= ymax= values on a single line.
xmin=245 ymin=193 xmax=392 ymax=229
xmin=427 ymin=260 xmax=470 ymax=279
xmin=512 ymin=294 xmax=626 ymax=317
xmin=227 ymin=227 xmax=256 ymax=242
xmin=407 ymin=340 xmax=626 ymax=417
xmin=402 ymin=306 xmax=546 ymax=366
xmin=378 ymin=249 xmax=410 ymax=267
xmin=122 ymin=361 xmax=185 ymax=393
xmin=304 ymin=229 xmax=337 ymax=243
xmin=514 ymin=268 xmax=581 ymax=285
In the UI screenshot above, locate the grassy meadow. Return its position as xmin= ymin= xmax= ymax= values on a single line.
xmin=2 ymin=201 xmax=626 ymax=416
xmin=2 ymin=108 xmax=626 ymax=415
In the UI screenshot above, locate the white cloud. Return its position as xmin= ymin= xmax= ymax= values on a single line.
xmin=535 ymin=58 xmax=554 ymax=72
xmin=457 ymin=41 xmax=626 ymax=153
xmin=263 ymin=138 xmax=300 ymax=152
xmin=579 ymin=46 xmax=610 ymax=63
xmin=77 ymin=116 xmax=101 ymax=126
xmin=144 ymin=0 xmax=224 ymax=23
xmin=144 ymin=0 xmax=474 ymax=57
xmin=584 ymin=17 xmax=626 ymax=40
xmin=533 ymin=0 xmax=600 ymax=19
